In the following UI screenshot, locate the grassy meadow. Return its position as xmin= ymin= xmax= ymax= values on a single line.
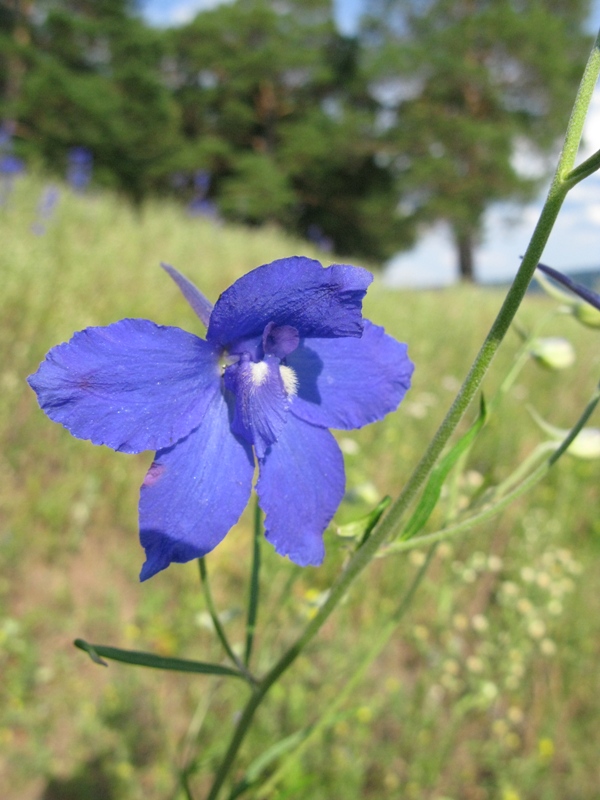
xmin=1 ymin=174 xmax=600 ymax=800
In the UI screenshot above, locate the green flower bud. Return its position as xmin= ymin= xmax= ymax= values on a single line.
xmin=567 ymin=428 xmax=600 ymax=459
xmin=529 ymin=337 xmax=575 ymax=370
xmin=573 ymin=302 xmax=600 ymax=329
xmin=528 ymin=406 xmax=600 ymax=459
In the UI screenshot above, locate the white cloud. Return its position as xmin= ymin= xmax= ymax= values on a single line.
xmin=585 ymin=203 xmax=600 ymax=225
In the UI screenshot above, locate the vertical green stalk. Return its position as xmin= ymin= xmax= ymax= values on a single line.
xmin=198 ymin=559 xmax=249 ymax=679
xmin=205 ymin=33 xmax=600 ymax=800
xmin=244 ymin=498 xmax=262 ymax=666
xmin=253 ymin=545 xmax=438 ymax=799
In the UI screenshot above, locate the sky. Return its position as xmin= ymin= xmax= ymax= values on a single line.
xmin=141 ymin=0 xmax=600 ymax=285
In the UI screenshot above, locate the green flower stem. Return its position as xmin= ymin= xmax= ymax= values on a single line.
xmin=205 ymin=35 xmax=600 ymax=800
xmin=198 ymin=559 xmax=257 ymax=685
xmin=251 ymin=545 xmax=437 ymax=799
xmin=372 ymin=27 xmax=600 ymax=549
xmin=564 ymin=146 xmax=600 ymax=188
xmin=244 ymin=499 xmax=262 ymax=666
xmin=491 ymin=441 xmax=557 ymax=497
xmin=493 ymin=312 xmax=555 ymax=405
xmin=386 ymin=382 xmax=600 ymax=556
xmin=176 ymin=683 xmax=222 ymax=799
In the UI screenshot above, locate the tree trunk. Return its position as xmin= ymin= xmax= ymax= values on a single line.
xmin=3 ymin=0 xmax=32 ymax=118
xmin=454 ymin=228 xmax=475 ymax=282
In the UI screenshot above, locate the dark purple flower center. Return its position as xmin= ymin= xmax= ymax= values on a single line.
xmin=221 ymin=322 xmax=300 ymax=456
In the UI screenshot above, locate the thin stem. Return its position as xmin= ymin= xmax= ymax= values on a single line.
xmin=204 ymin=35 xmax=600 ymax=800
xmin=252 ymin=545 xmax=437 ymax=799
xmin=198 ymin=559 xmax=256 ymax=684
xmin=564 ymin=146 xmax=600 ymax=188
xmin=175 ymin=683 xmax=222 ymax=800
xmin=554 ymin=29 xmax=600 ymax=181
xmin=244 ymin=498 xmax=262 ymax=666
xmin=386 ymin=383 xmax=600 ymax=556
xmin=488 ymin=306 xmax=561 ymax=415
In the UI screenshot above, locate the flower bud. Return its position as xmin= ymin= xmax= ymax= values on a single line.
xmin=529 ymin=337 xmax=575 ymax=370
xmin=536 ymin=264 xmax=600 ymax=328
xmin=528 ymin=406 xmax=600 ymax=460
xmin=573 ymin=302 xmax=600 ymax=329
xmin=566 ymin=427 xmax=600 ymax=459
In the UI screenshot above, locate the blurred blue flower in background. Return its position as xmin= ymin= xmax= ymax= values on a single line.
xmin=0 ymin=153 xmax=25 ymax=175
xmin=67 ymin=147 xmax=93 ymax=192
xmin=31 ymin=184 xmax=61 ymax=236
xmin=28 ymin=257 xmax=413 ymax=579
xmin=307 ymin=224 xmax=334 ymax=253
xmin=187 ymin=169 xmax=219 ymax=220
xmin=0 ymin=123 xmax=25 ymax=206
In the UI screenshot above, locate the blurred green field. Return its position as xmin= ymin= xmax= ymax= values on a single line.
xmin=1 ymin=175 xmax=600 ymax=800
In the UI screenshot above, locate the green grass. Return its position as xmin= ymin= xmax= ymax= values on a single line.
xmin=1 ymin=174 xmax=600 ymax=800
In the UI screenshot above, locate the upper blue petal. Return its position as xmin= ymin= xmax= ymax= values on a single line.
xmin=286 ymin=320 xmax=414 ymax=430
xmin=27 ymin=318 xmax=221 ymax=454
xmin=206 ymin=256 xmax=373 ymax=347
xmin=139 ymin=391 xmax=255 ymax=580
xmin=256 ymin=414 xmax=345 ymax=567
xmin=161 ymin=262 xmax=214 ymax=327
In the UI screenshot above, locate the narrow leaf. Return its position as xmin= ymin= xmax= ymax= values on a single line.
xmin=74 ymin=639 xmax=244 ymax=678
xmin=400 ymin=396 xmax=487 ymax=541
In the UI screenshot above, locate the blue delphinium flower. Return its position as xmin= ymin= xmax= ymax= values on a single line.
xmin=28 ymin=257 xmax=414 ymax=579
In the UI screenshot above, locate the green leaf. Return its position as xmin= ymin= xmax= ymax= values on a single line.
xmin=334 ymin=496 xmax=391 ymax=544
xmin=74 ymin=639 xmax=244 ymax=678
xmin=400 ymin=395 xmax=487 ymax=541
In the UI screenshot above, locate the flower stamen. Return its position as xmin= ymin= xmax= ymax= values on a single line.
xmin=280 ymin=365 xmax=299 ymax=397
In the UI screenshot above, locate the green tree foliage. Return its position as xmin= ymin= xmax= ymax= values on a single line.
xmin=166 ymin=0 xmax=414 ymax=258
xmin=1 ymin=0 xmax=590 ymax=268
xmin=6 ymin=0 xmax=181 ymax=199
xmin=362 ymin=0 xmax=591 ymax=279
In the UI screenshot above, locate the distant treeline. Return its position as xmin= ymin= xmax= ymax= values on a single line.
xmin=0 ymin=0 xmax=591 ymax=277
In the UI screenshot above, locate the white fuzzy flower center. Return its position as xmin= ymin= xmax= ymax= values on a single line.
xmin=279 ymin=365 xmax=298 ymax=397
xmin=248 ymin=359 xmax=298 ymax=397
xmin=250 ymin=361 xmax=269 ymax=386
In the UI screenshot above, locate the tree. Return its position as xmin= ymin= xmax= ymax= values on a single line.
xmin=167 ymin=0 xmax=415 ymax=258
xmin=11 ymin=0 xmax=181 ymax=199
xmin=362 ymin=0 xmax=591 ymax=280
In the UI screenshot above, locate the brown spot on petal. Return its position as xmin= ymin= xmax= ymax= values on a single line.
xmin=143 ymin=463 xmax=165 ymax=487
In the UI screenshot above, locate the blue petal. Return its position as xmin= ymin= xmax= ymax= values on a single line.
xmin=256 ymin=414 xmax=345 ymax=566
xmin=286 ymin=320 xmax=414 ymax=430
xmin=161 ymin=262 xmax=214 ymax=326
xmin=207 ymin=256 xmax=372 ymax=346
xmin=139 ymin=392 xmax=255 ymax=580
xmin=27 ymin=318 xmax=221 ymax=454
xmin=223 ymin=354 xmax=289 ymax=458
